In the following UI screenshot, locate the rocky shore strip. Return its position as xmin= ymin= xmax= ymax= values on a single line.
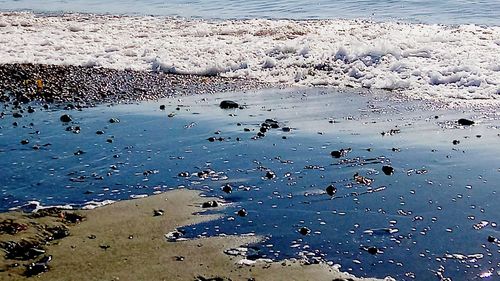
xmin=0 ymin=63 xmax=270 ymax=108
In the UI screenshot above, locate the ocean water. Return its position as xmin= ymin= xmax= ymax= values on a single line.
xmin=0 ymin=0 xmax=499 ymax=26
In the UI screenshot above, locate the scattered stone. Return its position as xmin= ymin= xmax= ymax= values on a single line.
xmin=25 ymin=255 xmax=52 ymax=277
xmin=237 ymin=209 xmax=248 ymax=217
xmin=13 ymin=112 xmax=23 ymax=118
xmin=452 ymin=140 xmax=460 ymax=145
xmin=326 ymin=184 xmax=337 ymax=196
xmin=219 ymin=100 xmax=239 ymax=109
xmin=222 ymin=184 xmax=232 ymax=194
xmin=74 ymin=150 xmax=85 ymax=156
xmin=62 ymin=212 xmax=85 ymax=223
xmin=299 ymin=227 xmax=311 ymax=235
xmin=1 ymin=240 xmax=45 ymax=260
xmin=153 ymin=209 xmax=164 ymax=216
xmin=366 ymin=246 xmax=379 ymax=255
xmin=0 ymin=220 xmax=28 ymax=234
xmin=159 ymin=105 xmax=166 ymax=110
xmin=109 ymin=118 xmax=120 ymax=123
xmin=354 ymin=173 xmax=373 ymax=186
xmin=330 ymin=148 xmax=351 ymax=158
xmin=99 ymin=244 xmax=110 ymax=250
xmin=382 ymin=165 xmax=395 ymax=175
xmin=458 ymin=118 xmax=474 ymax=126
xmin=202 ymin=201 xmax=219 ymax=208
xmin=487 ymin=236 xmax=496 ymax=243
xmin=20 ymin=139 xmax=29 ymax=145
xmin=265 ymin=171 xmax=276 ymax=179
xmin=46 ymin=225 xmax=70 ymax=240
xmin=165 ymin=229 xmax=186 ymax=242
xmin=96 ymin=130 xmax=104 ymax=135
xmin=60 ymin=114 xmax=72 ymax=122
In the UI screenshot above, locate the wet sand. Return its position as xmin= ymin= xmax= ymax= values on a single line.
xmin=0 ymin=189 xmax=391 ymax=281
xmin=0 ymin=63 xmax=395 ymax=280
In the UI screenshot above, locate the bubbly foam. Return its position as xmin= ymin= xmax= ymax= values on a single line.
xmin=0 ymin=12 xmax=499 ymax=102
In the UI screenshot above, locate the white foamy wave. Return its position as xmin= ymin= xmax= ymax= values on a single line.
xmin=0 ymin=12 xmax=499 ymax=101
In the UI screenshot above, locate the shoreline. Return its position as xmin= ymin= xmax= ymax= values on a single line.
xmin=0 ymin=189 xmax=393 ymax=281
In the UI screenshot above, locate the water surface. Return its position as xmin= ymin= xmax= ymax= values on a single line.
xmin=1 ymin=0 xmax=499 ymax=25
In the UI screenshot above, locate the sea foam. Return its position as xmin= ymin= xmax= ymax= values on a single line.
xmin=0 ymin=12 xmax=499 ymax=101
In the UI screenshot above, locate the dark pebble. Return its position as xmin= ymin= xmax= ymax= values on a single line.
xmin=13 ymin=112 xmax=23 ymax=118
xmin=367 ymin=246 xmax=378 ymax=255
xmin=96 ymin=130 xmax=104 ymax=135
xmin=222 ymin=184 xmax=232 ymax=194
xmin=202 ymin=201 xmax=219 ymax=208
xmin=20 ymin=139 xmax=29 ymax=145
xmin=452 ymin=140 xmax=460 ymax=145
xmin=109 ymin=118 xmax=120 ymax=123
xmin=237 ymin=208 xmax=247 ymax=217
xmin=299 ymin=227 xmax=311 ymax=235
xmin=326 ymin=184 xmax=337 ymax=196
xmin=265 ymin=171 xmax=276 ymax=179
xmin=219 ymin=100 xmax=239 ymax=109
xmin=487 ymin=236 xmax=496 ymax=243
xmin=153 ymin=209 xmax=164 ymax=216
xmin=382 ymin=165 xmax=394 ymax=175
xmin=60 ymin=114 xmax=72 ymax=122
xmin=160 ymin=105 xmax=166 ymax=110
xmin=457 ymin=118 xmax=474 ymax=126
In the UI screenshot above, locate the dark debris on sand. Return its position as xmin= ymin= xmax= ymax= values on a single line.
xmin=0 ymin=63 xmax=270 ymax=108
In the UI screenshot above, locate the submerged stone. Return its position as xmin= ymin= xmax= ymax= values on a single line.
xmin=458 ymin=118 xmax=474 ymax=126
xmin=219 ymin=100 xmax=239 ymax=109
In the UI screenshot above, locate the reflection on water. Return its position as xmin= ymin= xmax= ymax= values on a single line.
xmin=0 ymin=0 xmax=499 ymax=25
xmin=0 ymin=88 xmax=499 ymax=280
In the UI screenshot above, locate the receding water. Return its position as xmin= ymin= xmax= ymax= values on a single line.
xmin=0 ymin=0 xmax=499 ymax=25
xmin=1 ymin=88 xmax=499 ymax=280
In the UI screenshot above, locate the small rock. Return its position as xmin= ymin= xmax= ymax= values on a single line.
xmin=160 ymin=105 xmax=166 ymax=110
xmin=265 ymin=171 xmax=276 ymax=179
xmin=153 ymin=209 xmax=164 ymax=216
xmin=109 ymin=118 xmax=120 ymax=123
xmin=202 ymin=201 xmax=219 ymax=208
xmin=237 ymin=209 xmax=247 ymax=217
xmin=60 ymin=114 xmax=72 ymax=122
xmin=452 ymin=140 xmax=460 ymax=145
xmin=382 ymin=165 xmax=394 ymax=175
xmin=13 ymin=112 xmax=23 ymax=118
xmin=299 ymin=227 xmax=311 ymax=235
xmin=219 ymin=100 xmax=239 ymax=109
xmin=487 ymin=236 xmax=496 ymax=243
xmin=20 ymin=139 xmax=29 ymax=145
xmin=457 ymin=118 xmax=474 ymax=126
xmin=96 ymin=130 xmax=104 ymax=135
xmin=326 ymin=185 xmax=336 ymax=196
xmin=367 ymin=246 xmax=379 ymax=255
xmin=222 ymin=184 xmax=232 ymax=194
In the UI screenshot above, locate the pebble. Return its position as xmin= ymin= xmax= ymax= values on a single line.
xmin=326 ymin=184 xmax=337 ymax=196
xmin=237 ymin=208 xmax=248 ymax=217
xmin=299 ymin=227 xmax=311 ymax=235
xmin=458 ymin=118 xmax=474 ymax=126
xmin=382 ymin=165 xmax=395 ymax=175
xmin=222 ymin=184 xmax=232 ymax=194
xmin=60 ymin=114 xmax=72 ymax=122
xmin=219 ymin=100 xmax=239 ymax=109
